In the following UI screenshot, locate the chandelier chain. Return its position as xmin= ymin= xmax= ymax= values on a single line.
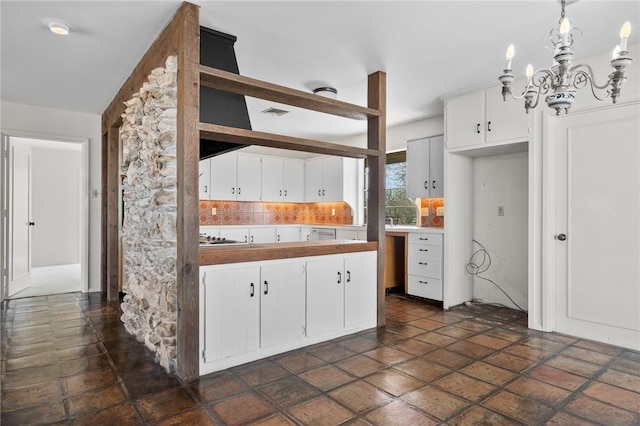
xmin=559 ymin=0 xmax=566 ymax=24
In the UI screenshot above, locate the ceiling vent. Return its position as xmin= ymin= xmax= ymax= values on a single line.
xmin=261 ymin=107 xmax=290 ymax=116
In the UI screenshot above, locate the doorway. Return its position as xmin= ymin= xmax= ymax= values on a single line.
xmin=1 ymin=132 xmax=89 ymax=300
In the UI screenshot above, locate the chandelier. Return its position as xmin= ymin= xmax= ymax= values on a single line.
xmin=498 ymin=0 xmax=633 ymax=115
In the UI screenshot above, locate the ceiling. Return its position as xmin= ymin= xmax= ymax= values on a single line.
xmin=2 ymin=1 xmax=638 ymax=142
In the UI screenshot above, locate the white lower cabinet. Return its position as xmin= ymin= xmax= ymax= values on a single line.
xmin=276 ymin=227 xmax=301 ymax=243
xmin=306 ymin=252 xmax=377 ymax=338
xmin=407 ymin=232 xmax=444 ymax=301
xmin=260 ymin=261 xmax=306 ymax=348
xmin=200 ymin=251 xmax=377 ymax=374
xmin=202 ymin=265 xmax=260 ymax=363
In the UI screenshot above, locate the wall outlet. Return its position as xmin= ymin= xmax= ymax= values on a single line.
xmin=436 ymin=207 xmax=444 ymax=216
xmin=211 ymin=207 xmax=217 ymax=215
xmin=498 ymin=206 xmax=504 ymax=216
xmin=331 ymin=208 xmax=336 ymax=216
xmin=420 ymin=207 xmax=429 ymax=216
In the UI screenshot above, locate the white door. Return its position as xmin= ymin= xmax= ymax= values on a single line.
xmin=321 ymin=157 xmax=343 ymax=201
xmin=306 ymin=255 xmax=344 ymax=337
xmin=555 ymin=104 xmax=640 ymax=350
xmin=210 ymin=152 xmax=237 ymax=200
xmin=344 ymin=252 xmax=377 ymax=329
xmin=260 ymin=261 xmax=306 ymax=348
xmin=283 ymin=159 xmax=304 ymax=202
xmin=406 ymin=138 xmax=430 ymax=199
xmin=261 ymin=157 xmax=283 ymax=202
xmin=8 ymin=141 xmax=32 ymax=297
xmin=236 ymin=154 xmax=261 ymax=201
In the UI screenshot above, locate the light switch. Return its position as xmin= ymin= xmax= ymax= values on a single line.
xmin=420 ymin=207 xmax=429 ymax=216
xmin=211 ymin=207 xmax=217 ymax=215
xmin=331 ymin=208 xmax=336 ymax=216
xmin=436 ymin=207 xmax=444 ymax=216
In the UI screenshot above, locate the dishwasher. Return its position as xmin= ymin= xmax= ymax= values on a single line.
xmin=310 ymin=227 xmax=336 ymax=241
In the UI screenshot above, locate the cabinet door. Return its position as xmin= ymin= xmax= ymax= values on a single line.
xmin=203 ymin=266 xmax=260 ymax=362
xmin=219 ymin=227 xmax=249 ymax=243
xmin=249 ymin=227 xmax=276 ymax=244
xmin=428 ymin=135 xmax=444 ymax=198
xmin=237 ymin=154 xmax=262 ymax=201
xmin=322 ymin=157 xmax=343 ymax=201
xmin=406 ymin=138 xmax=430 ymax=199
xmin=306 ymin=256 xmax=344 ymax=337
xmin=336 ymin=229 xmax=359 ymax=240
xmin=283 ymin=159 xmax=305 ymax=202
xmin=261 ymin=157 xmax=283 ymax=202
xmin=276 ymin=227 xmax=300 ymax=243
xmin=304 ymin=157 xmax=323 ymax=202
xmin=445 ymin=91 xmax=485 ymax=149
xmin=344 ymin=252 xmax=377 ymax=329
xmin=199 ymin=159 xmax=211 ymax=200
xmin=485 ymin=86 xmax=529 ymax=144
xmin=300 ymin=226 xmax=311 ymax=242
xmin=260 ymin=261 xmax=306 ymax=348
xmin=210 ymin=153 xmax=237 ymax=200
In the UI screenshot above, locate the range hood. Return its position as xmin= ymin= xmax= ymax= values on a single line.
xmin=199 ymin=27 xmax=252 ymax=160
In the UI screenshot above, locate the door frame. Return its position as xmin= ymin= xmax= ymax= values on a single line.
xmin=0 ymin=129 xmax=89 ymax=301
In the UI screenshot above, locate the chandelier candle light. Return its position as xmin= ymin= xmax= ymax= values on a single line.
xmin=499 ymin=0 xmax=633 ymax=115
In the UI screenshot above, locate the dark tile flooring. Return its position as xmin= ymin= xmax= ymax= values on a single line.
xmin=2 ymin=292 xmax=640 ymax=425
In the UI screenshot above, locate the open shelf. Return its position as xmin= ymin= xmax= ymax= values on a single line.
xmin=198 ymin=122 xmax=379 ymax=159
xmin=199 ymin=65 xmax=380 ymax=121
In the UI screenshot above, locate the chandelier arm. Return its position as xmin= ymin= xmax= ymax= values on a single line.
xmin=529 ymin=69 xmax=556 ymax=95
xmin=570 ymin=64 xmax=613 ymax=90
xmin=573 ymin=70 xmax=611 ymax=101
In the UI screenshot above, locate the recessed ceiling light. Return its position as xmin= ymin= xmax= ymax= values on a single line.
xmin=42 ymin=18 xmax=70 ymax=35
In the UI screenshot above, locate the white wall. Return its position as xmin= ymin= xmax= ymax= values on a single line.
xmin=336 ymin=115 xmax=444 ymax=153
xmin=472 ymin=152 xmax=528 ymax=310
xmin=31 ymin=147 xmax=82 ymax=267
xmin=1 ymin=102 xmax=102 ymax=292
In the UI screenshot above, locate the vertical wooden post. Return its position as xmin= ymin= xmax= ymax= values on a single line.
xmin=175 ymin=2 xmax=200 ymax=382
xmin=367 ymin=72 xmax=387 ymax=327
xmin=105 ymin=126 xmax=120 ymax=301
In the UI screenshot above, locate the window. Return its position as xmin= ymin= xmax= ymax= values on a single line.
xmin=364 ymin=150 xmax=417 ymax=225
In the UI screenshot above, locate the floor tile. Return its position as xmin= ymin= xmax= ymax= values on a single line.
xmin=64 ymin=367 xmax=118 ymax=394
xmin=446 ymin=340 xmax=495 ymax=358
xmin=597 ymin=368 xmax=640 ymax=393
xmin=211 ymin=392 xmax=275 ymax=425
xmin=288 ymin=396 xmax=354 ymax=426
xmin=390 ymin=338 xmax=435 ymax=356
xmin=482 ymin=390 xmax=554 ymax=425
xmin=298 ymin=364 xmax=355 ymax=391
xmin=582 ymin=381 xmax=640 ymax=414
xmin=575 ymin=339 xmax=625 ymax=356
xmin=414 ymin=331 xmax=457 ymax=347
xmin=422 ymin=348 xmax=474 ymax=369
xmin=70 ymin=401 xmax=141 ymax=425
xmin=328 ymin=380 xmax=392 ymax=413
xmin=364 ymin=369 xmax=424 ymax=396
xmin=504 ymin=344 xmax=552 ymax=361
xmin=505 ymin=376 xmax=571 ymax=407
xmin=386 ymin=324 xmax=428 ymax=338
xmin=436 ymin=325 xmax=476 ymax=339
xmin=466 ymin=333 xmax=512 ymax=350
xmin=365 ymin=400 xmax=438 ymax=426
xmin=306 ymin=342 xmax=356 ymax=363
xmin=190 ymin=372 xmax=249 ymax=402
xmin=136 ymin=386 xmax=199 ymax=423
xmin=233 ymin=361 xmax=290 ymax=387
xmin=275 ymin=352 xmax=325 ymax=373
xmin=561 ymin=346 xmax=614 ymax=365
xmin=1 ymin=379 xmax=63 ymax=412
xmin=249 ymin=413 xmax=295 ymax=426
xmin=527 ymin=364 xmax=588 ymax=391
xmin=544 ymin=412 xmax=599 ymax=426
xmin=258 ymin=376 xmax=320 ymax=408
xmin=449 ymin=406 xmax=520 ymax=426
xmin=545 ymin=355 xmax=602 ymax=378
xmin=0 ymin=401 xmax=67 ymax=425
xmin=565 ymin=395 xmax=640 ymax=426
xmin=336 ymin=354 xmax=386 ymax=377
xmin=433 ymin=372 xmax=496 ymax=402
xmin=610 ymin=357 xmax=640 ymax=376
xmin=393 ymin=358 xmax=451 ymax=382
xmin=461 ymin=361 xmax=516 ymax=386
xmin=484 ymin=351 xmax=536 ymax=372
xmin=363 ymin=346 xmax=414 ymax=365
xmin=67 ymin=383 xmax=127 ymax=417
xmin=402 ymin=384 xmax=467 ymax=420
xmin=406 ymin=318 xmax=444 ymax=331
xmin=337 ymin=336 xmax=384 ymax=353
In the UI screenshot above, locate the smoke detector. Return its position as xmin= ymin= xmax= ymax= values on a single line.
xmin=42 ymin=18 xmax=70 ymax=35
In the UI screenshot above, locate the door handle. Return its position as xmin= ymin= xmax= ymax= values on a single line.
xmin=487 ymin=121 xmax=492 ymax=132
xmin=424 ymin=181 xmax=428 ymax=189
xmin=432 ymin=180 xmax=436 ymax=189
xmin=264 ymin=280 xmax=268 ymax=295
xmin=250 ymin=235 xmax=254 ymax=243
xmin=337 ymin=271 xmax=342 ymax=284
xmin=346 ymin=271 xmax=351 ymax=283
xmin=28 ymin=221 xmax=35 ymax=226
xmin=250 ymin=283 xmax=255 ymax=297
xmin=556 ymin=233 xmax=567 ymax=241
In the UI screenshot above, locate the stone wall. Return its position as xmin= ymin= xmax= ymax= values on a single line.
xmin=119 ymin=55 xmax=178 ymax=372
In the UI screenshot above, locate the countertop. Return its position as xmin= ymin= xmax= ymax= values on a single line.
xmin=200 ymin=239 xmax=378 ymax=266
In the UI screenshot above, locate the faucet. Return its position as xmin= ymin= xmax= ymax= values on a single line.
xmin=387 ymin=217 xmax=394 ymax=227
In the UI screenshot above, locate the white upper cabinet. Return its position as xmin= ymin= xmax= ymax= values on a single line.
xmin=445 ymin=86 xmax=529 ymax=150
xmin=262 ymin=157 xmax=305 ymax=202
xmin=209 ymin=152 xmax=261 ymax=201
xmin=304 ymin=157 xmax=324 ymax=201
xmin=407 ymin=135 xmax=444 ymax=199
xmin=199 ymin=159 xmax=212 ymax=200
xmin=304 ymin=156 xmax=359 ymax=204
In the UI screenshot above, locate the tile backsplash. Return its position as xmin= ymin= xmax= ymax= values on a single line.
xmin=199 ymin=200 xmax=353 ymax=226
xmin=418 ymin=197 xmax=444 ymax=228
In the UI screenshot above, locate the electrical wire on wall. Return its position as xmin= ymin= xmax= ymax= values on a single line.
xmin=466 ymin=239 xmax=527 ymax=312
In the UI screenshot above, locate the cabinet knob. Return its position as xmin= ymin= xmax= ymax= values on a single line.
xmin=418 ymin=262 xmax=428 ymax=265
xmin=432 ymin=180 xmax=436 ymax=189
xmin=424 ymin=181 xmax=428 ymax=189
xmin=337 ymin=271 xmax=342 ymax=284
xmin=556 ymin=233 xmax=567 ymax=241
xmin=476 ymin=123 xmax=481 ymax=134
xmin=487 ymin=121 xmax=492 ymax=132
xmin=204 ymin=185 xmax=207 ymax=193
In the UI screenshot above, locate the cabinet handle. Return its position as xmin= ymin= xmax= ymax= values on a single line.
xmin=476 ymin=123 xmax=481 ymax=134
xmin=318 ymin=189 xmax=322 ymax=196
xmin=418 ymin=262 xmax=428 ymax=265
xmin=244 ymin=235 xmax=248 ymax=242
xmin=487 ymin=121 xmax=492 ymax=132
xmin=432 ymin=180 xmax=436 ymax=189
xmin=284 ymin=190 xmax=287 ymax=196
xmin=322 ymin=189 xmax=325 ymax=196
xmin=419 ymin=280 xmax=429 ymax=284
xmin=306 ymin=234 xmax=310 ymax=241
xmin=419 ymin=237 xmax=429 ymax=241
xmin=250 ymin=283 xmax=255 ymax=297
xmin=346 ymin=270 xmax=351 ymax=283
xmin=204 ymin=185 xmax=207 ymax=193
xmin=279 ymin=189 xmax=282 ymax=196
xmin=238 ymin=187 xmax=241 ymax=195
xmin=232 ymin=187 xmax=235 ymax=194
xmin=419 ymin=248 xmax=428 ymax=252
xmin=264 ymin=280 xmax=268 ymax=295
xmin=277 ymin=234 xmax=280 ymax=242
xmin=337 ymin=271 xmax=342 ymax=284
xmin=424 ymin=180 xmax=428 ymax=189
xmin=250 ymin=235 xmax=254 ymax=243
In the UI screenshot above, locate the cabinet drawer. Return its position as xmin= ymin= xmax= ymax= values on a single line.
xmin=408 ymin=233 xmax=442 ymax=246
xmin=408 ymin=243 xmax=442 ymax=260
xmin=407 ymin=275 xmax=443 ymax=301
xmin=407 ymin=254 xmax=442 ymax=278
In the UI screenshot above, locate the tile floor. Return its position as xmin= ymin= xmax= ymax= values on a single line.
xmin=2 ymin=292 xmax=639 ymax=425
